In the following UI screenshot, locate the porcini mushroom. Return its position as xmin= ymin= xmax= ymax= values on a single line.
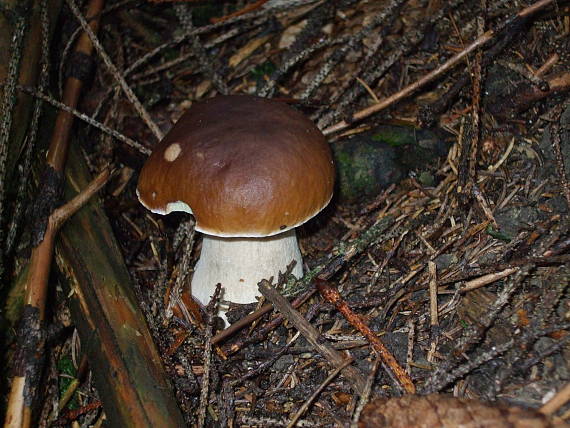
xmin=137 ymin=95 xmax=334 ymax=320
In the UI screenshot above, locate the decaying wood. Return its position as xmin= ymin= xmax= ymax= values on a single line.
xmin=55 ymin=144 xmax=186 ymax=427
xmin=0 ymin=0 xmax=60 ymax=258
xmin=358 ymin=394 xmax=570 ymax=428
xmin=4 ymin=0 xmax=105 ymax=425
xmin=4 ymin=168 xmax=110 ymax=428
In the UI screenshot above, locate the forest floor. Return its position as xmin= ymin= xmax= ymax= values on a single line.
xmin=2 ymin=0 xmax=570 ymax=427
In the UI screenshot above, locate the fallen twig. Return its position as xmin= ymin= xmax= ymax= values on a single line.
xmin=212 ymin=287 xmax=315 ymax=347
xmin=460 ymin=267 xmax=519 ymax=292
xmin=211 ymin=0 xmax=269 ymax=24
xmin=549 ymin=101 xmax=570 ymax=210
xmin=287 ymin=358 xmax=354 ymax=428
xmin=0 ymin=0 xmax=31 ymax=272
xmin=198 ymin=284 xmax=221 ymax=428
xmin=540 ymin=382 xmax=570 ymax=416
xmin=259 ymin=280 xmax=368 ymax=395
xmin=316 ymin=279 xmax=416 ymax=394
xmin=5 ymin=168 xmax=110 ymax=428
xmin=5 ymin=1 xmax=107 ymax=424
xmin=65 ymin=0 xmax=163 ymax=140
xmin=350 ymin=357 xmax=381 ymax=428
xmin=13 ymin=84 xmax=149 ymax=155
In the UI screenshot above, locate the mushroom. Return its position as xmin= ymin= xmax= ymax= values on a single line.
xmin=137 ymin=95 xmax=334 ymax=320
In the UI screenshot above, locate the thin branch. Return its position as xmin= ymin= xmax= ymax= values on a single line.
xmin=5 ymin=168 xmax=111 ymax=428
xmin=259 ymin=280 xmax=368 ymax=395
xmin=5 ymin=0 xmax=51 ymax=255
xmin=460 ymin=267 xmax=519 ymax=292
xmin=287 ymin=358 xmax=353 ymax=428
xmin=317 ymin=279 xmax=415 ymax=394
xmin=65 ymin=0 xmax=163 ymax=140
xmin=350 ymin=357 xmax=381 ymax=428
xmin=211 ymin=216 xmax=397 ymax=346
xmin=13 ymin=85 xmax=150 ymax=155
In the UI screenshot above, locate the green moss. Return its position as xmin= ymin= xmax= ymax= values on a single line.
xmin=486 ymin=225 xmax=512 ymax=242
xmin=57 ymin=355 xmax=79 ymax=410
xmin=333 ymin=142 xmax=389 ymax=201
xmin=370 ymin=125 xmax=415 ymax=147
xmin=4 ymin=264 xmax=28 ymax=326
xmin=418 ymin=171 xmax=434 ymax=187
xmin=251 ymin=61 xmax=277 ymax=82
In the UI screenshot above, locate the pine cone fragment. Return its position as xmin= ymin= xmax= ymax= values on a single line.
xmin=359 ymin=394 xmax=569 ymax=428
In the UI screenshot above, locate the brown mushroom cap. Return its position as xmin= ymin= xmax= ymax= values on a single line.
xmin=137 ymin=95 xmax=334 ymax=237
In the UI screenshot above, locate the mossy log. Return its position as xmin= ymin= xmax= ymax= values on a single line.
xmin=54 ymin=144 xmax=185 ymax=427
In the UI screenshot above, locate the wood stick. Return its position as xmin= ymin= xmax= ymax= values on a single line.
xmin=5 ymin=168 xmax=110 ymax=428
xmin=4 ymin=2 xmax=105 ymax=424
xmin=428 ymin=262 xmax=439 ymax=328
xmin=316 ymin=279 xmax=416 ymax=394
xmin=210 ymin=0 xmax=269 ymax=23
xmin=259 ymin=280 xmax=368 ymax=395
xmin=540 ymin=382 xmax=570 ymax=416
xmin=55 ymin=145 xmax=186 ymax=426
xmin=460 ymin=267 xmax=519 ymax=292
xmin=351 ymin=357 xmax=381 ymax=428
xmin=287 ymin=358 xmax=354 ymax=428
xmin=65 ymin=0 xmax=163 ymax=140
xmin=212 ymin=288 xmax=316 ymax=346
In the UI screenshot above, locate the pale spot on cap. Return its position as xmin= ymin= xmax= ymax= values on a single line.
xmin=164 ymin=143 xmax=182 ymax=162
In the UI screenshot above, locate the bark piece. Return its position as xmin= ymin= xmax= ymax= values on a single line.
xmin=55 ymin=144 xmax=186 ymax=427
xmin=359 ymin=394 xmax=569 ymax=428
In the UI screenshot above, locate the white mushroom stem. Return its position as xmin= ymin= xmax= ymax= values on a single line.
xmin=191 ymin=229 xmax=303 ymax=318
